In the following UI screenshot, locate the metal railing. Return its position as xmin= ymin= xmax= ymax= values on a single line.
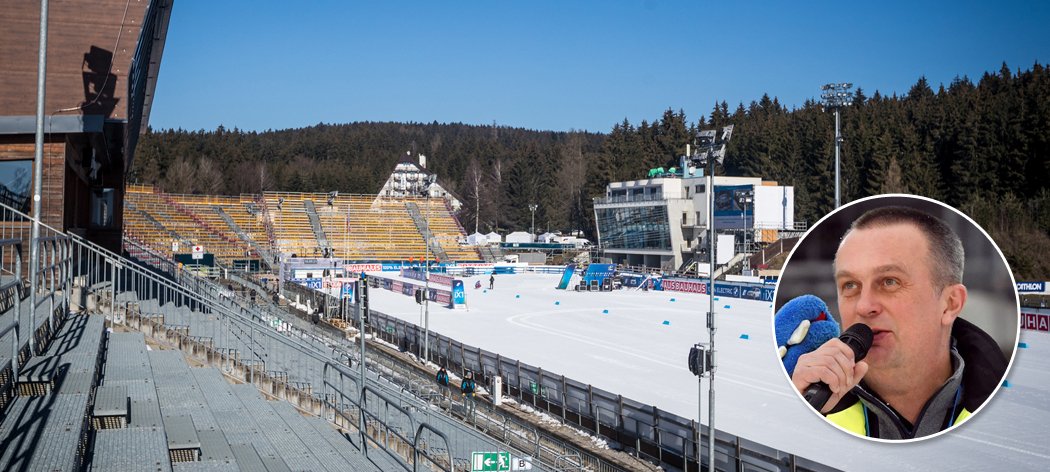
xmin=291 ymin=270 xmax=838 ymax=472
xmin=63 ymin=230 xmax=539 ymax=471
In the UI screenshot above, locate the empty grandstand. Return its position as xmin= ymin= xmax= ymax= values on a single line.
xmin=125 ymin=184 xmax=482 ymax=270
xmin=3 ymin=200 xmax=596 ymax=471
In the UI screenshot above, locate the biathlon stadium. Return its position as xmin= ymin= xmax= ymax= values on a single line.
xmin=1 ymin=1 xmax=1048 ymax=472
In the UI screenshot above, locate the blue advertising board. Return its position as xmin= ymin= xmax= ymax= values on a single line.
xmin=556 ymin=264 xmax=577 ymax=290
xmin=713 ymin=184 xmax=754 ymax=229
xmin=1017 ymin=281 xmax=1046 ymax=293
xmin=291 ymin=278 xmax=322 ymax=289
xmin=452 ymin=280 xmax=466 ymax=308
xmin=582 ymin=264 xmax=616 ymax=285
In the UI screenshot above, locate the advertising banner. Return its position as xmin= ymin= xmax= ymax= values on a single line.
xmin=713 ymin=185 xmax=754 ymax=229
xmin=431 ymin=273 xmax=454 ymax=287
xmin=1022 ymin=312 xmax=1049 ymax=332
xmin=346 ymin=263 xmax=382 ymax=273
xmin=661 ymin=278 xmax=707 ymax=294
xmin=452 ymin=280 xmax=466 ymax=308
xmin=1016 ymin=281 xmax=1047 ymax=293
xmin=556 ymin=264 xmax=577 ymax=290
xmin=401 ymin=268 xmax=427 ymax=282
xmin=323 ymin=277 xmax=357 ymax=289
xmin=290 ymin=278 xmax=322 ymax=290
xmin=620 ymin=274 xmax=643 ymax=288
xmin=582 ymin=264 xmax=616 ymax=285
xmin=713 ymin=284 xmax=740 ymax=298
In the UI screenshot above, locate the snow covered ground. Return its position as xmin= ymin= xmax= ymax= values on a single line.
xmin=367 ymin=272 xmax=1050 ymax=471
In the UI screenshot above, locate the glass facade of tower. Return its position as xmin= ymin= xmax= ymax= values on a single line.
xmin=596 ymin=205 xmax=671 ymax=251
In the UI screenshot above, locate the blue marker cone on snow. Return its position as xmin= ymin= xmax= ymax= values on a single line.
xmin=724 ymin=305 xmax=731 ymax=309
xmin=555 ymin=301 xmax=560 ymax=305
xmin=739 ymin=333 xmax=749 ymax=340
xmin=483 ymin=290 xmax=487 ymax=293
xmin=713 ymin=297 xmax=720 ymax=301
xmin=602 ymin=309 xmax=609 ymax=314
xmin=670 ymin=298 xmax=676 ymax=302
xmin=1002 ymin=380 xmax=1012 ymax=388
xmin=662 ymin=320 xmax=670 ymax=325
xmin=515 ymin=294 xmax=520 ymax=299
xmin=1019 ymin=342 xmax=1028 ymax=349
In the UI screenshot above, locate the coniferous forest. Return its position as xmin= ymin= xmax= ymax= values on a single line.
xmin=134 ymin=63 xmax=1050 ymax=278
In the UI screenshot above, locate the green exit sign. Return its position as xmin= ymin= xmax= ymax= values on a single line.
xmin=471 ymin=451 xmax=511 ymax=472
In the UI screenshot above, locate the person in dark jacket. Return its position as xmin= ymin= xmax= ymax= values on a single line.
xmin=461 ymin=371 xmax=477 ymax=417
xmin=489 ymin=274 xmax=495 ymax=289
xmin=792 ymin=206 xmax=1008 ymax=439
xmin=435 ymin=367 xmax=451 ymax=402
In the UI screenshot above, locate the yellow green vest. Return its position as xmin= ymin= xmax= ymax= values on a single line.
xmin=826 ymin=402 xmax=972 ymax=437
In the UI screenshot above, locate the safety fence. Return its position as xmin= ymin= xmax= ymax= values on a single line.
xmin=360 ymin=300 xmax=838 ymax=472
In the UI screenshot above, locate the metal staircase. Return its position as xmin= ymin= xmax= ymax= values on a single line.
xmin=213 ymin=206 xmax=273 ymax=269
xmin=302 ymin=200 xmax=331 ymax=254
xmin=125 ymin=201 xmax=191 ymax=247
xmin=405 ymin=202 xmax=449 ymax=262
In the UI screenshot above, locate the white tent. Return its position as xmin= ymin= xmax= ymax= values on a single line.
xmin=537 ymin=232 xmax=559 ymax=243
xmin=505 ymin=231 xmax=534 ymax=244
xmin=466 ymin=232 xmax=487 ymax=245
xmin=485 ymin=232 xmax=502 ymax=244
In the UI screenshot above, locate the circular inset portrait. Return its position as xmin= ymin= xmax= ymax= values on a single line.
xmin=772 ymin=194 xmax=1018 ymax=441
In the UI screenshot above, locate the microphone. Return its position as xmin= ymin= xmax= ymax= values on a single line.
xmin=802 ymin=323 xmax=874 ymax=410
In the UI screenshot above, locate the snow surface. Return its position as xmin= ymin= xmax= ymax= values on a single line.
xmin=367 ymin=272 xmax=1050 ymax=471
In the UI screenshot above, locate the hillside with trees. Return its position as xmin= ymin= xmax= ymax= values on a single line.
xmin=134 ymin=62 xmax=1050 ymax=278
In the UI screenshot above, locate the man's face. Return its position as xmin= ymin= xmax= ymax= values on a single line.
xmin=834 ymin=223 xmax=952 ymax=383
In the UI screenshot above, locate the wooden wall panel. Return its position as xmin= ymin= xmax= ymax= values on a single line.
xmin=0 ymin=142 xmax=67 ymax=229
xmin=0 ymin=0 xmax=150 ymax=120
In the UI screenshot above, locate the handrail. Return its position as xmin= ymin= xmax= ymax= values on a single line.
xmin=413 ymin=423 xmax=453 ymax=472
xmin=360 ymin=383 xmax=416 ymax=470
xmin=1 ymin=239 xmax=23 ymax=384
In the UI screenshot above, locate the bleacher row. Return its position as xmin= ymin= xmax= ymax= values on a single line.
xmin=125 ymin=185 xmax=481 ymax=267
xmin=0 ymin=307 xmax=400 ymax=471
xmin=0 ymin=202 xmax=522 ymax=472
xmin=92 ymin=331 xmax=385 ymax=472
xmin=106 ymin=268 xmax=520 ymax=472
xmin=1 ymin=312 xmax=103 ymax=471
xmin=126 ymin=186 xmax=259 ymax=267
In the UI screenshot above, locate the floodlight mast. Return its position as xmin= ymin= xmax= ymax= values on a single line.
xmin=689 ymin=124 xmax=733 ymax=472
xmin=821 ymin=82 xmax=854 ymax=208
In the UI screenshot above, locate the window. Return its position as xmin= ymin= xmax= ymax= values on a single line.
xmin=91 ymin=188 xmax=115 ymax=228
xmin=0 ymin=160 xmax=32 ymax=216
xmin=595 ymin=206 xmax=671 ymax=250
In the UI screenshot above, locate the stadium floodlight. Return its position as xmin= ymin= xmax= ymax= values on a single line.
xmin=821 ymin=82 xmax=855 ymax=208
xmin=529 ymin=204 xmax=538 ymax=236
xmin=419 ymin=178 xmax=436 ymax=363
xmin=690 ymin=123 xmax=733 ymax=472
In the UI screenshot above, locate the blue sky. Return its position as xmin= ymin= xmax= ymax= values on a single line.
xmin=149 ymin=0 xmax=1049 ymax=133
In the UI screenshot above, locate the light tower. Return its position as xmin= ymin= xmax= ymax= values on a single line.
xmin=821 ymin=82 xmax=854 ymax=208
xmin=529 ymin=204 xmax=538 ymax=237
xmin=689 ymin=124 xmax=733 ymax=472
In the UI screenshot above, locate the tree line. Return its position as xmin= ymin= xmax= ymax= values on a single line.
xmin=134 ymin=62 xmax=1050 ymax=278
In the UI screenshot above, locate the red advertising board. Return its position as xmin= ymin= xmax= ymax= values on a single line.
xmin=662 ymin=278 xmax=708 ymax=294
xmin=1022 ymin=313 xmax=1050 ymax=332
xmin=345 ymin=263 xmax=382 ymax=273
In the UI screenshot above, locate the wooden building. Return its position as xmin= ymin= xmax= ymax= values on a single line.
xmin=0 ymin=0 xmax=173 ymax=251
